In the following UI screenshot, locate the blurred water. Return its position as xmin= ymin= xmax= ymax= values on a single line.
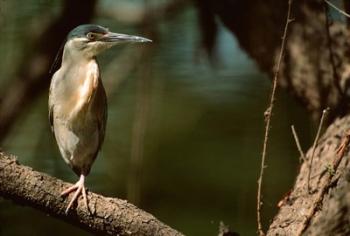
xmin=0 ymin=1 xmax=312 ymax=235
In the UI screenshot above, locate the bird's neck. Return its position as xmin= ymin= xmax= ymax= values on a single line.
xmin=61 ymin=49 xmax=99 ymax=84
xmin=62 ymin=48 xmax=96 ymax=66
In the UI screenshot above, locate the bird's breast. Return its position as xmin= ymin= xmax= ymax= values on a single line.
xmin=53 ymin=60 xmax=100 ymax=122
xmin=75 ymin=61 xmax=99 ymax=114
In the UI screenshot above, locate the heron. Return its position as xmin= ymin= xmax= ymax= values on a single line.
xmin=49 ymin=24 xmax=151 ymax=214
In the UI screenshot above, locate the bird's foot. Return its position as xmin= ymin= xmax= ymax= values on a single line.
xmin=61 ymin=174 xmax=88 ymax=214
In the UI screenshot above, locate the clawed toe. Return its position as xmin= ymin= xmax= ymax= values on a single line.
xmin=61 ymin=175 xmax=89 ymax=214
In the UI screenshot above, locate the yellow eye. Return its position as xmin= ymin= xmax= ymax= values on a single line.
xmin=87 ymin=32 xmax=96 ymax=40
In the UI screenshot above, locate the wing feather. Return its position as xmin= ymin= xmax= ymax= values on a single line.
xmin=94 ymin=78 xmax=107 ymax=151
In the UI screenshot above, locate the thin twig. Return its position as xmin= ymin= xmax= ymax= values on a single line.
xmin=256 ymin=0 xmax=293 ymax=235
xmin=307 ymin=108 xmax=329 ymax=193
xmin=291 ymin=125 xmax=306 ymax=162
xmin=324 ymin=0 xmax=350 ymax=18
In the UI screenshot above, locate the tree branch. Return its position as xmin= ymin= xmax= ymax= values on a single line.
xmin=0 ymin=152 xmax=183 ymax=236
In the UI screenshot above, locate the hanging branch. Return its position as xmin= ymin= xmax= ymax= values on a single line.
xmin=256 ymin=0 xmax=293 ymax=235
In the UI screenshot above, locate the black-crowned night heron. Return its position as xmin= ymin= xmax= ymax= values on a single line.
xmin=49 ymin=24 xmax=151 ymax=213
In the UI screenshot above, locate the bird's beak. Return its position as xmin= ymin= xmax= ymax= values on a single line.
xmin=101 ymin=32 xmax=152 ymax=43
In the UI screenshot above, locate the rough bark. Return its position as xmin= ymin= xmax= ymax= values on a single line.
xmin=0 ymin=152 xmax=183 ymax=236
xmin=267 ymin=114 xmax=350 ymax=235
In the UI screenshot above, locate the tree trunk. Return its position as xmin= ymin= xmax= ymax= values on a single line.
xmin=194 ymin=0 xmax=350 ymax=234
xmin=267 ymin=114 xmax=350 ymax=235
xmin=220 ymin=0 xmax=350 ymax=234
xmin=197 ymin=0 xmax=350 ymax=120
xmin=0 ymin=152 xmax=183 ymax=236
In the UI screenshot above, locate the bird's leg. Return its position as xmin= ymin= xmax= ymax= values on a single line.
xmin=61 ymin=174 xmax=89 ymax=214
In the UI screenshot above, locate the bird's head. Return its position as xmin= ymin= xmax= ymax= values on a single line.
xmin=63 ymin=24 xmax=152 ymax=59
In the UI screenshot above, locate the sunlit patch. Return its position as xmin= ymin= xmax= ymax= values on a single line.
xmin=77 ymin=61 xmax=98 ymax=110
xmin=71 ymin=37 xmax=89 ymax=43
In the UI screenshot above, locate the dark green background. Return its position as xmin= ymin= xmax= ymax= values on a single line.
xmin=0 ymin=1 xmax=312 ymax=235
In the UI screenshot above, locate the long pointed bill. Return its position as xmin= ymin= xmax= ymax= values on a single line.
xmin=101 ymin=32 xmax=152 ymax=43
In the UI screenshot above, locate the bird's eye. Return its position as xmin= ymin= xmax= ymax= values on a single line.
xmin=87 ymin=32 xmax=96 ymax=40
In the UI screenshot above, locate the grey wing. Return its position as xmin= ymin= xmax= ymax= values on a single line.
xmin=94 ymin=79 xmax=108 ymax=151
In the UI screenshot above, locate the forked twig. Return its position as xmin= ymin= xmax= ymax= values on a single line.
xmin=256 ymin=0 xmax=293 ymax=235
xmin=307 ymin=108 xmax=329 ymax=193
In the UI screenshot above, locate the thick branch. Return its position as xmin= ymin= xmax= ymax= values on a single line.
xmin=0 ymin=152 xmax=183 ymax=236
